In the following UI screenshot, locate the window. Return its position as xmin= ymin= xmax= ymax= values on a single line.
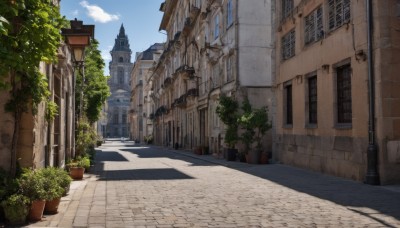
xmin=328 ymin=0 xmax=350 ymax=30
xmin=282 ymin=30 xmax=295 ymax=60
xmin=118 ymin=69 xmax=124 ymax=84
xmin=336 ymin=64 xmax=352 ymax=124
xmin=226 ymin=55 xmax=233 ymax=82
xmin=214 ymin=14 xmax=220 ymax=40
xmin=227 ymin=0 xmax=233 ymax=28
xmin=122 ymin=114 xmax=127 ymax=124
xmin=305 ymin=6 xmax=323 ymax=45
xmin=308 ymin=76 xmax=318 ymax=124
xmin=113 ymin=114 xmax=119 ymax=124
xmin=119 ymin=57 xmax=124 ymax=63
xmin=120 ymin=41 xmax=125 ymax=47
xmin=282 ymin=0 xmax=294 ymax=19
xmin=284 ymin=83 xmax=293 ymax=125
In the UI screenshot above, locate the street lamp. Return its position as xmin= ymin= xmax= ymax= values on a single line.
xmin=62 ymin=18 xmax=94 ymax=65
xmin=61 ymin=18 xmax=94 ymax=157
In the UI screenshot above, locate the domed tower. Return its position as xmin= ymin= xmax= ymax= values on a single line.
xmin=106 ymin=24 xmax=133 ymax=138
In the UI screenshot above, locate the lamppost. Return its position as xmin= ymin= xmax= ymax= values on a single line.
xmin=61 ymin=18 xmax=94 ymax=157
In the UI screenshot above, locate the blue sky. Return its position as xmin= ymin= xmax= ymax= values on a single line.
xmin=60 ymin=0 xmax=166 ymax=75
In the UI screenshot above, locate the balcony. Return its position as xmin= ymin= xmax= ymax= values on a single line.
xmin=155 ymin=105 xmax=168 ymax=117
xmin=164 ymin=76 xmax=173 ymax=88
xmin=173 ymin=94 xmax=187 ymax=108
xmin=175 ymin=64 xmax=195 ymax=80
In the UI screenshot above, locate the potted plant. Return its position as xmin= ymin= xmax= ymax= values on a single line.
xmin=238 ymin=98 xmax=256 ymax=162
xmin=238 ymin=98 xmax=272 ymax=164
xmin=253 ymin=106 xmax=272 ymax=163
xmin=39 ymin=167 xmax=64 ymax=214
xmin=216 ymin=94 xmax=240 ymax=161
xmin=1 ymin=194 xmax=30 ymax=225
xmin=54 ymin=168 xmax=72 ymax=196
xmin=18 ymin=169 xmax=47 ymax=221
xmin=68 ymin=156 xmax=90 ymax=180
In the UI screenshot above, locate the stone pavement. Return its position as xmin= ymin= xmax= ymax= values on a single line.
xmin=26 ymin=142 xmax=400 ymax=227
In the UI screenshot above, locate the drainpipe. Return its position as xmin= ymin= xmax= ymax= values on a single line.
xmin=365 ymin=0 xmax=380 ymax=185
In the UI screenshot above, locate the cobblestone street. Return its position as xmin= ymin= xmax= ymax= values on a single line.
xmin=30 ymin=141 xmax=400 ymax=227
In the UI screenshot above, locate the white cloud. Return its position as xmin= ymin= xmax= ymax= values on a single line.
xmin=80 ymin=1 xmax=119 ymax=23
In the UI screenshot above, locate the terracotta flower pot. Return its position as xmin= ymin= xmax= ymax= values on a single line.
xmin=69 ymin=167 xmax=85 ymax=180
xmin=29 ymin=200 xmax=45 ymax=221
xmin=44 ymin=198 xmax=61 ymax=214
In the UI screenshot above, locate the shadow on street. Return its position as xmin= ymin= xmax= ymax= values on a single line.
xmin=94 ymin=144 xmax=400 ymax=226
xmin=236 ymin=165 xmax=400 ymax=226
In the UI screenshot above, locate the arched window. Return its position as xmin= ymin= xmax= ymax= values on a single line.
xmin=119 ymin=57 xmax=123 ymax=63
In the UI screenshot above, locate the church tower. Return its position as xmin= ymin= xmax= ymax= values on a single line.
xmin=106 ymin=24 xmax=133 ymax=138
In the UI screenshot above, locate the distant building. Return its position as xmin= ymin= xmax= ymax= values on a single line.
xmin=106 ymin=24 xmax=133 ymax=138
xmin=130 ymin=43 xmax=164 ymax=142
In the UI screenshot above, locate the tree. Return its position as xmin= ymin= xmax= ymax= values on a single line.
xmin=0 ymin=0 xmax=66 ymax=176
xmin=76 ymin=39 xmax=110 ymax=124
xmin=216 ymin=95 xmax=239 ymax=149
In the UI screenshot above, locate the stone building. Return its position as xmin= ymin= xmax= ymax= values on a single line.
xmin=274 ymin=0 xmax=400 ymax=184
xmin=130 ymin=43 xmax=164 ymax=142
xmin=0 ymin=42 xmax=76 ymax=171
xmin=106 ymin=24 xmax=133 ymax=138
xmin=151 ymin=0 xmax=275 ymax=154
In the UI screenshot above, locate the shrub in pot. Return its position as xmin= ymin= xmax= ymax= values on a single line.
xmin=38 ymin=168 xmax=64 ymax=214
xmin=216 ymin=95 xmax=239 ymax=161
xmin=53 ymin=168 xmax=72 ymax=196
xmin=18 ymin=169 xmax=47 ymax=221
xmin=1 ymin=194 xmax=30 ymax=225
xmin=238 ymin=98 xmax=272 ymax=164
xmin=68 ymin=156 xmax=90 ymax=180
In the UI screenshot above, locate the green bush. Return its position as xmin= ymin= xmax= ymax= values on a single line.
xmin=18 ymin=169 xmax=47 ymax=201
xmin=76 ymin=121 xmax=97 ymax=156
xmin=1 ymin=194 xmax=30 ymax=225
xmin=37 ymin=168 xmax=64 ymax=200
xmin=68 ymin=156 xmax=91 ymax=170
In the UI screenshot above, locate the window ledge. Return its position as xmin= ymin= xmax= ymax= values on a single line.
xmin=334 ymin=123 xmax=352 ymax=130
xmin=305 ymin=124 xmax=318 ymax=129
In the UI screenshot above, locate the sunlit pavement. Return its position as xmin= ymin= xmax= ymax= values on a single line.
xmin=28 ymin=141 xmax=400 ymax=227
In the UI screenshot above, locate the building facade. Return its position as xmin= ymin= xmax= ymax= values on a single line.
xmin=149 ymin=0 xmax=275 ymax=155
xmin=274 ymin=0 xmax=400 ymax=184
xmin=130 ymin=43 xmax=164 ymax=142
xmin=106 ymin=24 xmax=133 ymax=138
xmin=0 ymin=42 xmax=75 ymax=171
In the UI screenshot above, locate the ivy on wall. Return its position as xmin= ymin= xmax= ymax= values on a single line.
xmin=0 ymin=0 xmax=67 ymax=176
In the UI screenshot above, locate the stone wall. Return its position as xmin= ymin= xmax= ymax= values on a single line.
xmin=276 ymin=134 xmax=368 ymax=181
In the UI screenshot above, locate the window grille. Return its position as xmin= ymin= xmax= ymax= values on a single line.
xmin=328 ymin=0 xmax=350 ymax=30
xmin=282 ymin=30 xmax=295 ymax=60
xmin=282 ymin=0 xmax=294 ymax=19
xmin=305 ymin=6 xmax=323 ymax=45
xmin=336 ymin=64 xmax=352 ymax=123
xmin=308 ymin=76 xmax=318 ymax=124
